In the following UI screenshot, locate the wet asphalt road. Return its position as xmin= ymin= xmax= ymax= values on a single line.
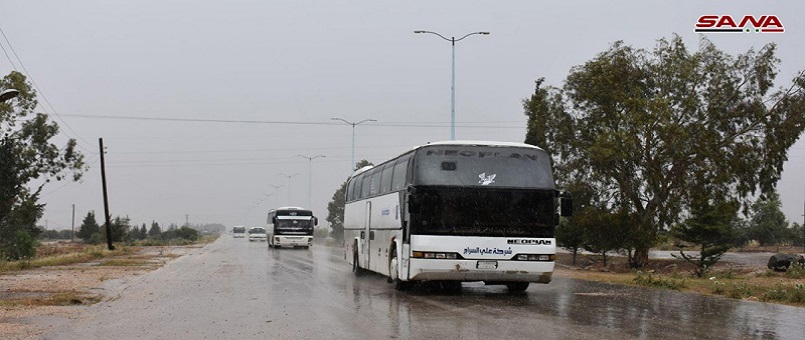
xmin=43 ymin=236 xmax=805 ymax=340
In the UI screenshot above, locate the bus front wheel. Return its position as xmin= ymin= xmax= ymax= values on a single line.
xmin=506 ymin=282 xmax=529 ymax=292
xmin=352 ymin=245 xmax=365 ymax=277
xmin=389 ymin=252 xmax=413 ymax=291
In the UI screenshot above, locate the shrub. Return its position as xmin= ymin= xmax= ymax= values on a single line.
xmin=633 ymin=271 xmax=687 ymax=290
xmin=0 ymin=230 xmax=39 ymax=261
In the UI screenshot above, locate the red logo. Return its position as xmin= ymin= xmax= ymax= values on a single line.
xmin=695 ymin=15 xmax=784 ymax=33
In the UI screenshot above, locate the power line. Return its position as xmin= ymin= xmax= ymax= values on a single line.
xmin=57 ymin=113 xmax=525 ymax=129
xmin=0 ymin=39 xmax=17 ymax=71
xmin=0 ymin=23 xmax=93 ymax=152
xmin=109 ymin=143 xmax=415 ymax=155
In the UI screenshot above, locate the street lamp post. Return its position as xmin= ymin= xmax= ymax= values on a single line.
xmin=331 ymin=117 xmax=377 ymax=172
xmin=0 ymin=89 xmax=20 ymax=102
xmin=278 ymin=173 xmax=299 ymax=205
xmin=414 ymin=30 xmax=490 ymax=140
xmin=267 ymin=184 xmax=285 ymax=207
xmin=296 ymin=155 xmax=326 ymax=209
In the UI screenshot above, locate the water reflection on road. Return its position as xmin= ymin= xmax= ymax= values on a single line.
xmin=298 ymin=245 xmax=804 ymax=340
xmin=45 ymin=237 xmax=805 ymax=340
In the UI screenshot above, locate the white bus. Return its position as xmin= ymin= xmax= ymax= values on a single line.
xmin=343 ymin=141 xmax=572 ymax=292
xmin=266 ymin=207 xmax=318 ymax=249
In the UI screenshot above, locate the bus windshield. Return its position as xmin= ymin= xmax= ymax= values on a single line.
xmin=409 ymin=187 xmax=555 ymax=238
xmin=413 ymin=145 xmax=554 ymax=189
xmin=276 ymin=219 xmax=314 ymax=229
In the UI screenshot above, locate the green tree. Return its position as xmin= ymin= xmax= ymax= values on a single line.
xmin=175 ymin=226 xmax=199 ymax=241
xmin=101 ymin=216 xmax=131 ymax=243
xmin=671 ymin=196 xmax=738 ymax=277
xmin=76 ymin=212 xmax=100 ymax=242
xmin=790 ymin=222 xmax=804 ymax=248
xmin=138 ymin=224 xmax=148 ymax=240
xmin=326 ymin=160 xmax=373 ymax=241
xmin=0 ymin=71 xmax=85 ymax=260
xmin=523 ymin=35 xmax=805 ymax=268
xmin=746 ymin=192 xmax=789 ymax=248
xmin=148 ymin=221 xmax=162 ymax=238
xmin=555 ymin=219 xmax=584 ymax=265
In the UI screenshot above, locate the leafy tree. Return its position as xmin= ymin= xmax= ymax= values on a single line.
xmin=523 ymin=35 xmax=805 ymax=267
xmin=140 ymin=224 xmax=148 ymax=239
xmin=790 ymin=222 xmax=804 ymax=248
xmin=555 ymin=219 xmax=584 ymax=265
xmin=148 ymin=221 xmax=162 ymax=237
xmin=101 ymin=216 xmax=131 ymax=243
xmin=671 ymin=196 xmax=738 ymax=277
xmin=76 ymin=212 xmax=100 ymax=242
xmin=326 ymin=160 xmax=373 ymax=241
xmin=0 ymin=71 xmax=85 ymax=260
xmin=580 ymin=207 xmax=630 ymax=267
xmin=175 ymin=226 xmax=199 ymax=241
xmin=746 ymin=192 xmax=789 ymax=248
xmin=58 ymin=229 xmax=73 ymax=240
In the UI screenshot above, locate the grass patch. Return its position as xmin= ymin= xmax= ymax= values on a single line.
xmin=0 ymin=245 xmax=136 ymax=273
xmin=633 ymin=271 xmax=687 ymax=290
xmin=98 ymin=259 xmax=151 ymax=267
xmin=0 ymin=290 xmax=102 ymax=307
xmin=556 ymin=252 xmax=805 ymax=307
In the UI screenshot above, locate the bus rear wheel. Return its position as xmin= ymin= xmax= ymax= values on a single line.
xmin=506 ymin=282 xmax=529 ymax=292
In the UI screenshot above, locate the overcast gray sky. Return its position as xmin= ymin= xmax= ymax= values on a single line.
xmin=1 ymin=0 xmax=803 ymax=230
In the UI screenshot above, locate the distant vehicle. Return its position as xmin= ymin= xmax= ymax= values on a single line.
xmin=232 ymin=226 xmax=246 ymax=238
xmin=344 ymin=141 xmax=572 ymax=292
xmin=266 ymin=207 xmax=317 ymax=249
xmin=248 ymin=227 xmax=267 ymax=242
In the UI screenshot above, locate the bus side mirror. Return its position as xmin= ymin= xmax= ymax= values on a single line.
xmin=560 ymin=192 xmax=573 ymax=217
xmin=313 ymin=217 xmax=318 ymax=226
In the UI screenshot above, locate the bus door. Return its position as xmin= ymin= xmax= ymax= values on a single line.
xmin=363 ymin=201 xmax=372 ymax=270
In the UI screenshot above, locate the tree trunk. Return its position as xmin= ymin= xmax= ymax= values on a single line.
xmin=632 ymin=247 xmax=650 ymax=268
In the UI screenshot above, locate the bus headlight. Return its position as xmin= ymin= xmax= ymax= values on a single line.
xmin=411 ymin=251 xmax=462 ymax=259
xmin=513 ymin=254 xmax=555 ymax=261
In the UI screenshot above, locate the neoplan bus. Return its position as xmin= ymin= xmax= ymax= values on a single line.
xmin=343 ymin=141 xmax=572 ymax=292
xmin=266 ymin=207 xmax=318 ymax=249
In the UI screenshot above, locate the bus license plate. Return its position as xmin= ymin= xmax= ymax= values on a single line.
xmin=476 ymin=260 xmax=498 ymax=269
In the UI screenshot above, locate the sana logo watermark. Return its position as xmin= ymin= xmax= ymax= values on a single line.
xmin=695 ymin=15 xmax=784 ymax=33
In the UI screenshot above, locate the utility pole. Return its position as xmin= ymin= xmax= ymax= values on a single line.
xmin=71 ymin=204 xmax=75 ymax=242
xmin=99 ymin=138 xmax=114 ymax=250
xmin=185 ymin=214 xmax=189 ymax=227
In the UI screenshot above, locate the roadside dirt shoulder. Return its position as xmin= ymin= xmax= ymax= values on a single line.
xmin=0 ymin=245 xmax=198 ymax=340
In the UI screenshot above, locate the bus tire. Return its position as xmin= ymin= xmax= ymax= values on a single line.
xmin=352 ymin=244 xmax=365 ymax=277
xmin=506 ymin=282 xmax=529 ymax=292
xmin=389 ymin=251 xmax=413 ymax=291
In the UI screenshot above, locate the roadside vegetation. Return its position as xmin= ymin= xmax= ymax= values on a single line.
xmin=557 ymin=251 xmax=805 ymax=307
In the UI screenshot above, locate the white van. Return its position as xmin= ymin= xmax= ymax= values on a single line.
xmin=248 ymin=227 xmax=267 ymax=242
xmin=232 ymin=226 xmax=246 ymax=238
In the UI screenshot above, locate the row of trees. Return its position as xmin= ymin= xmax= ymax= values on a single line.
xmin=525 ymin=34 xmax=805 ymax=269
xmin=73 ymin=211 xmax=200 ymax=244
xmin=557 ymin=191 xmax=803 ymax=276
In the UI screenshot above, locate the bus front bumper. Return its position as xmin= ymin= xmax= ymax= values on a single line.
xmin=273 ymin=235 xmax=313 ymax=247
xmin=407 ymin=258 xmax=554 ymax=283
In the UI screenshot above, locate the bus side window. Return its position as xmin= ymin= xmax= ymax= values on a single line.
xmin=392 ymin=157 xmax=408 ymax=191
xmin=352 ymin=174 xmax=364 ymax=201
xmin=361 ymin=172 xmax=371 ymax=198
xmin=347 ymin=178 xmax=357 ymax=202
xmin=369 ymin=169 xmax=381 ymax=196
xmin=380 ymin=164 xmax=393 ymax=194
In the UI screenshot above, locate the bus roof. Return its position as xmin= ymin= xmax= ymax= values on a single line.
xmin=349 ymin=140 xmax=547 ymax=178
xmin=270 ymin=206 xmax=309 ymax=212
